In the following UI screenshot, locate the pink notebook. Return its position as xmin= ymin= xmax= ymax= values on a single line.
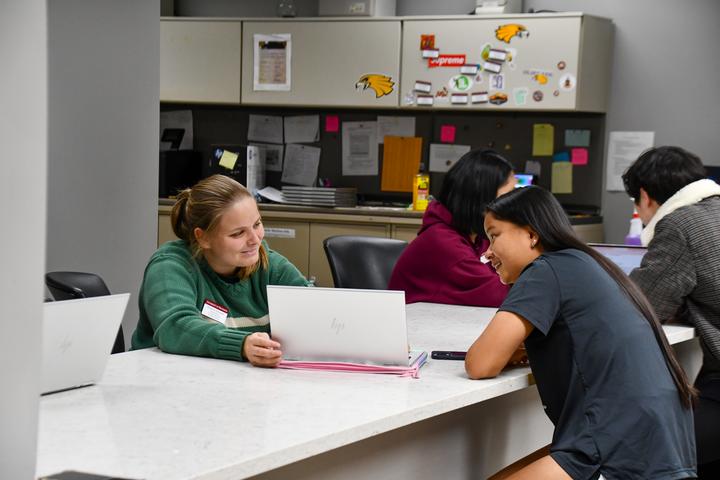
xmin=278 ymin=351 xmax=428 ymax=379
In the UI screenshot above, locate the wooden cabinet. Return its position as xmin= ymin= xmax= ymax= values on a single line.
xmin=158 ymin=206 xmax=178 ymax=246
xmin=159 ymin=205 xmax=603 ymax=285
xmin=400 ymin=14 xmax=612 ymax=111
xmin=263 ymin=220 xmax=311 ymax=277
xmin=391 ymin=225 xmax=420 ymax=243
xmin=241 ymin=19 xmax=401 ymax=107
xmin=160 ymin=19 xmax=242 ymax=103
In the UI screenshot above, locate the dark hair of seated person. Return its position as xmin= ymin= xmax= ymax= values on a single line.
xmin=622 ymin=146 xmax=706 ymax=204
xmin=437 ymin=149 xmax=514 ymax=237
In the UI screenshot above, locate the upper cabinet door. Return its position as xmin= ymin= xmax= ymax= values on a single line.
xmin=160 ymin=20 xmax=242 ymax=104
xmin=242 ymin=20 xmax=401 ymax=107
xmin=401 ymin=15 xmax=612 ymax=112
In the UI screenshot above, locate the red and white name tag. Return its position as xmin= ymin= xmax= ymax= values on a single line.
xmin=201 ymin=299 xmax=229 ymax=324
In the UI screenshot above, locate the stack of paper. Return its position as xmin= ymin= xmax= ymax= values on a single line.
xmin=281 ymin=186 xmax=357 ymax=207
xmin=278 ymin=351 xmax=428 ymax=378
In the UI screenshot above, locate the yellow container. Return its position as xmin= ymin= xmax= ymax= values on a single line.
xmin=412 ymin=173 xmax=430 ymax=211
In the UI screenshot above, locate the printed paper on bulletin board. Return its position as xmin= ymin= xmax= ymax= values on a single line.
xmin=381 ymin=136 xmax=423 ymax=192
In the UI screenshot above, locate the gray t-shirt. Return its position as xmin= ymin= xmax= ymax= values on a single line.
xmin=500 ymin=249 xmax=695 ymax=480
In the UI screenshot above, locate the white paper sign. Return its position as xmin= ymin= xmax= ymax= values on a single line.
xmin=429 ymin=143 xmax=471 ymax=172
xmin=257 ymin=186 xmax=286 ymax=203
xmin=377 ymin=116 xmax=416 ymax=144
xmin=264 ymin=228 xmax=296 ymax=238
xmin=342 ymin=122 xmax=378 ymax=176
xmin=250 ymin=143 xmax=284 ymax=172
xmin=450 ymin=94 xmax=468 ymax=105
xmin=160 ymin=110 xmax=193 ymax=151
xmin=253 ymin=34 xmax=291 ymax=91
xmin=605 ymin=131 xmax=655 ymax=191
xmin=283 ymin=115 xmax=319 ymax=144
xmin=248 ymin=114 xmax=283 ymax=144
xmin=282 ymin=144 xmax=321 ymax=186
xmin=245 ymin=146 xmax=265 ymax=193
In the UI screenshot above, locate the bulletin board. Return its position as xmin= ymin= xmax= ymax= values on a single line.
xmin=162 ymin=104 xmax=605 ymax=210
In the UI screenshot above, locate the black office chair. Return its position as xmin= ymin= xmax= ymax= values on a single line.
xmin=323 ymin=235 xmax=408 ymax=290
xmin=45 ymin=271 xmax=125 ymax=354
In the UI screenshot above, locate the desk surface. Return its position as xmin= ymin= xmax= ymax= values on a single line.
xmin=36 ymin=303 xmax=695 ymax=480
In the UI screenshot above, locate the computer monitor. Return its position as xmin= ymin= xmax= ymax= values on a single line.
xmin=514 ymin=173 xmax=536 ymax=187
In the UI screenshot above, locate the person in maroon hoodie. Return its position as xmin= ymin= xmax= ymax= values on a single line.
xmin=389 ymin=149 xmax=516 ymax=306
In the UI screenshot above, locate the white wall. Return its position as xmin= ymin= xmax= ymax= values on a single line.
xmin=0 ymin=1 xmax=46 ymax=478
xmin=522 ymin=0 xmax=720 ymax=241
xmin=46 ymin=0 xmax=160 ymax=346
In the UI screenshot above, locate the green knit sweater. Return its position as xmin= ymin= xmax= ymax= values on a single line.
xmin=131 ymin=240 xmax=309 ymax=361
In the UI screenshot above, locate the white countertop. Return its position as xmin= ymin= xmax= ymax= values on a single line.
xmin=36 ymin=303 xmax=695 ymax=480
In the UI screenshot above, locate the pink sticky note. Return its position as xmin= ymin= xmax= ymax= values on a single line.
xmin=571 ymin=148 xmax=588 ymax=165
xmin=440 ymin=124 xmax=456 ymax=143
xmin=325 ymin=115 xmax=339 ymax=133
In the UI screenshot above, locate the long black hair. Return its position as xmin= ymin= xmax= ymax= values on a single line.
xmin=486 ymin=186 xmax=697 ymax=409
xmin=438 ymin=149 xmax=514 ymax=236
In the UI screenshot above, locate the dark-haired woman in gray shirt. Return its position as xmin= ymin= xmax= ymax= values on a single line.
xmin=465 ymin=186 xmax=696 ymax=480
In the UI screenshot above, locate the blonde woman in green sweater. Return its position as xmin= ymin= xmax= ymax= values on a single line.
xmin=131 ymin=175 xmax=309 ymax=367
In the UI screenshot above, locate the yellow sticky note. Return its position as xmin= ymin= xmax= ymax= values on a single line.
xmin=218 ymin=150 xmax=239 ymax=170
xmin=551 ymin=162 xmax=573 ymax=194
xmin=532 ymin=123 xmax=554 ymax=156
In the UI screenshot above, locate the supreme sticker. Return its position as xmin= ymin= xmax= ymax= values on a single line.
xmin=428 ymin=54 xmax=466 ymax=68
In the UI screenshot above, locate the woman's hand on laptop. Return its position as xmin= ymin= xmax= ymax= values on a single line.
xmin=243 ymin=332 xmax=283 ymax=367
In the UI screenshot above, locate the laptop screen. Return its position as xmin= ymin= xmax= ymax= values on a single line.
xmin=589 ymin=243 xmax=647 ymax=274
xmin=267 ymin=285 xmax=412 ymax=366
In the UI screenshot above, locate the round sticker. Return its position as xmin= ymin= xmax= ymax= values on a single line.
xmin=553 ymin=90 xmax=560 ymax=97
xmin=449 ymin=75 xmax=473 ymax=92
xmin=533 ymin=90 xmax=543 ymax=102
xmin=559 ymin=73 xmax=576 ymax=92
xmin=557 ymin=60 xmax=566 ymax=70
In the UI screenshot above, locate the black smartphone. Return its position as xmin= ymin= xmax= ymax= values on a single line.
xmin=431 ymin=350 xmax=466 ymax=360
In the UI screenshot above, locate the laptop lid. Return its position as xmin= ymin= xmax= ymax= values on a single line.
xmin=267 ymin=286 xmax=411 ymax=366
xmin=41 ymin=293 xmax=130 ymax=395
xmin=589 ymin=243 xmax=647 ymax=274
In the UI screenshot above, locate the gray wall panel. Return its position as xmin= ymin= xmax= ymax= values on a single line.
xmin=0 ymin=2 xmax=46 ymax=477
xmin=47 ymin=0 xmax=160 ymax=345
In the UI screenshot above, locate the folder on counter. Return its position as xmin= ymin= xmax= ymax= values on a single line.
xmin=278 ymin=351 xmax=428 ymax=378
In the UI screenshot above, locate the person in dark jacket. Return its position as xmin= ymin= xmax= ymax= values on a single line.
xmin=388 ymin=149 xmax=515 ymax=306
xmin=623 ymin=146 xmax=720 ymax=478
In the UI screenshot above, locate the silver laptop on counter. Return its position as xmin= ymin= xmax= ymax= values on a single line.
xmin=267 ymin=285 xmax=421 ymax=366
xmin=589 ymin=243 xmax=647 ymax=275
xmin=41 ymin=293 xmax=130 ymax=395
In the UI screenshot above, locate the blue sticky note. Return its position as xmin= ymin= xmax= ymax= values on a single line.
xmin=553 ymin=151 xmax=570 ymax=162
xmin=565 ymin=129 xmax=591 ymax=147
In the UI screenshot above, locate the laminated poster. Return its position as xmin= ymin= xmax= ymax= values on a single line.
xmin=605 ymin=132 xmax=655 ymax=191
xmin=253 ymin=34 xmax=291 ymax=91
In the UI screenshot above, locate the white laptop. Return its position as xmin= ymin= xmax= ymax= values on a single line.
xmin=589 ymin=243 xmax=647 ymax=274
xmin=41 ymin=293 xmax=130 ymax=395
xmin=267 ymin=286 xmax=421 ymax=366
